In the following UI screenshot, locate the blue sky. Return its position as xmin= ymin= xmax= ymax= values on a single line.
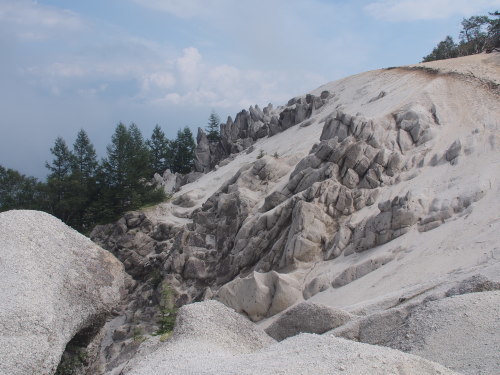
xmin=1 ymin=0 xmax=499 ymax=178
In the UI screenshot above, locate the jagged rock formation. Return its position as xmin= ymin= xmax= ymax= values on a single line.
xmin=152 ymin=169 xmax=177 ymax=195
xmin=0 ymin=210 xmax=127 ymax=375
xmin=193 ymin=92 xmax=331 ymax=172
xmin=90 ymin=52 xmax=500 ymax=374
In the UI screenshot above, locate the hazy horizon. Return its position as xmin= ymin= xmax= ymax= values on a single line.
xmin=1 ymin=0 xmax=498 ymax=179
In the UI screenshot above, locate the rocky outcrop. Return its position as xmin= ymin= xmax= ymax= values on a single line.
xmin=152 ymin=169 xmax=177 ymax=195
xmin=92 ymin=103 xmax=445 ymax=327
xmin=0 ymin=210 xmax=126 ymax=375
xmin=194 ymin=92 xmax=332 ymax=173
xmin=90 ymin=56 xmax=499 ymax=373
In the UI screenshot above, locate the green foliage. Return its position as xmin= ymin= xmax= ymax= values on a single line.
xmin=0 ymin=165 xmax=46 ymax=212
xmin=422 ymin=36 xmax=458 ymax=62
xmin=133 ymin=326 xmax=145 ymax=342
xmin=257 ymin=149 xmax=266 ymax=159
xmin=156 ymin=283 xmax=177 ymax=335
xmin=272 ymin=152 xmax=279 ymax=159
xmin=70 ymin=129 xmax=98 ymax=231
xmin=98 ymin=123 xmax=161 ymax=221
xmin=423 ymin=11 xmax=499 ymax=62
xmin=171 ymin=127 xmax=195 ymax=174
xmin=45 ymin=137 xmax=79 ymax=223
xmin=3 ymin=121 xmax=190 ymax=233
xmin=206 ymin=110 xmax=221 ymax=142
xmin=147 ymin=125 xmax=171 ymax=175
xmin=54 ymin=344 xmax=88 ymax=375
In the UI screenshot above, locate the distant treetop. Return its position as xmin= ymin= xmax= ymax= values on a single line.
xmin=422 ymin=11 xmax=499 ymax=62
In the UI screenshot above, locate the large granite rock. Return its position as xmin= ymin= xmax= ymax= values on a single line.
xmin=0 ymin=210 xmax=126 ymax=375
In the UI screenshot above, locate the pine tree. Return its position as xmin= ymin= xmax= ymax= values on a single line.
xmin=127 ymin=123 xmax=152 ymax=183
xmin=206 ymin=111 xmax=220 ymax=142
xmin=71 ymin=129 xmax=98 ymax=231
xmin=422 ymin=36 xmax=457 ymax=62
xmin=103 ymin=123 xmax=129 ymax=189
xmin=99 ymin=123 xmax=162 ymax=219
xmin=100 ymin=123 xmax=131 ymax=214
xmin=45 ymin=137 xmax=76 ymax=222
xmin=73 ymin=129 xmax=97 ymax=182
xmin=171 ymin=127 xmax=195 ymax=174
xmin=147 ymin=125 xmax=170 ymax=175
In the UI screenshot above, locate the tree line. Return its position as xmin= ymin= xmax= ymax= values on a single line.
xmin=423 ymin=11 xmax=499 ymax=62
xmin=0 ymin=123 xmax=197 ymax=233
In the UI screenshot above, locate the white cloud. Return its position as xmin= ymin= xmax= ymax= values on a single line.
xmin=151 ymin=72 xmax=176 ymax=89
xmin=0 ymin=0 xmax=84 ymax=39
xmin=176 ymin=47 xmax=203 ymax=88
xmin=364 ymin=0 xmax=500 ymax=21
xmin=168 ymin=49 xmax=281 ymax=109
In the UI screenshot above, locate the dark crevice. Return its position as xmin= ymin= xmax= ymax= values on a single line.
xmin=55 ymin=315 xmax=106 ymax=375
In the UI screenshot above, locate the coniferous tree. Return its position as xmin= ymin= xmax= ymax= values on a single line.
xmin=147 ymin=125 xmax=171 ymax=175
xmin=127 ymin=123 xmax=154 ymax=206
xmin=73 ymin=129 xmax=98 ymax=182
xmin=422 ymin=36 xmax=458 ymax=62
xmin=45 ymin=137 xmax=76 ymax=222
xmin=71 ymin=129 xmax=98 ymax=231
xmin=128 ymin=123 xmax=152 ymax=181
xmin=206 ymin=111 xmax=221 ymax=142
xmin=171 ymin=127 xmax=195 ymax=174
xmin=100 ymin=123 xmax=132 ymax=215
xmin=99 ymin=123 xmax=163 ymax=220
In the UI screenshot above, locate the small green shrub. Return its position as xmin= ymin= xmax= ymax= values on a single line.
xmin=155 ymin=282 xmax=177 ymax=335
xmin=272 ymin=152 xmax=279 ymax=159
xmin=133 ymin=326 xmax=145 ymax=342
xmin=54 ymin=346 xmax=88 ymax=375
xmin=256 ymin=149 xmax=266 ymax=159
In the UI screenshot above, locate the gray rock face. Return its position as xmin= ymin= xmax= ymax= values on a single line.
xmin=93 ymin=93 xmax=485 ymax=372
xmin=445 ymin=139 xmax=462 ymax=162
xmin=195 ymin=94 xmax=331 ymax=174
xmin=265 ymin=302 xmax=355 ymax=341
xmin=344 ymin=192 xmax=424 ymax=255
xmin=0 ymin=210 xmax=126 ymax=375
